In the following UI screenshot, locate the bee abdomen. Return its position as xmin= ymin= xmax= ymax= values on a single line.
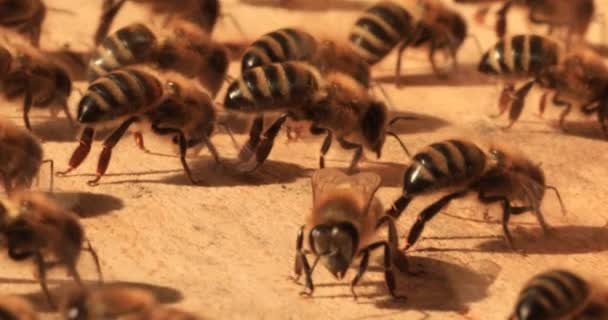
xmin=78 ymin=69 xmax=162 ymax=123
xmin=513 ymin=270 xmax=589 ymax=320
xmin=225 ymin=62 xmax=322 ymax=112
xmin=241 ymin=28 xmax=317 ymax=72
xmin=349 ymin=1 xmax=414 ymax=65
xmin=87 ymin=23 xmax=157 ymax=81
xmin=403 ymin=140 xmax=486 ymax=194
xmin=478 ymin=35 xmax=560 ymax=76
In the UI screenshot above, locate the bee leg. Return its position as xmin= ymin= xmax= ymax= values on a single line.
xmin=292 ymin=225 xmax=306 ymax=282
xmin=478 ymin=191 xmax=520 ymax=251
xmin=337 ymin=137 xmax=363 ymax=173
xmin=23 ymin=79 xmax=33 ymax=131
xmin=394 ymin=33 xmax=416 ymax=88
xmin=249 ymin=114 xmax=289 ymax=169
xmin=151 ymin=124 xmax=202 ymax=185
xmin=428 ymin=40 xmax=445 ymax=79
xmin=386 ymin=195 xmax=413 ymax=219
xmin=504 ymin=80 xmax=535 ymax=129
xmin=318 ymin=129 xmax=332 ymax=169
xmin=87 ymin=117 xmax=138 ymax=186
xmin=377 ymin=215 xmax=409 ymax=274
xmin=201 ymin=135 xmax=222 ymax=165
xmin=552 ymin=93 xmax=572 ymax=131
xmin=494 ymin=83 xmax=516 ymax=118
xmin=94 ymin=0 xmax=127 ymax=45
xmin=133 ymin=132 xmax=149 ymax=153
xmin=83 ymin=239 xmax=104 ymax=283
xmin=60 ymin=100 xmax=76 ymax=128
xmin=238 ymin=115 xmax=264 ymax=161
xmin=496 ymin=0 xmax=514 ymax=38
xmin=538 ymin=91 xmax=550 ymax=118
xmin=34 ymin=252 xmax=56 ymax=310
xmin=404 ymin=190 xmax=469 ymax=251
xmin=57 ymin=127 xmax=95 ymax=176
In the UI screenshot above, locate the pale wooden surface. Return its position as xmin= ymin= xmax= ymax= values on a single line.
xmin=1 ymin=1 xmax=608 ymax=319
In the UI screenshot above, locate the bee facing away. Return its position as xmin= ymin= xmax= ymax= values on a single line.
xmin=510 ymin=269 xmax=608 ymax=320
xmin=386 ymin=139 xmax=565 ymax=250
xmin=0 ymin=295 xmax=38 ymax=320
xmin=0 ymin=0 xmax=46 ymax=47
xmin=0 ymin=191 xmax=103 ymax=309
xmin=292 ymin=169 xmax=407 ymax=298
xmin=223 ymin=61 xmax=409 ymax=173
xmin=58 ymin=68 xmax=222 ymax=185
xmin=88 ymin=21 xmax=228 ymax=97
xmin=0 ymin=42 xmax=74 ymax=131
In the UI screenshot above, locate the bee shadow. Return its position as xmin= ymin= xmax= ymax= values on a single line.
xmin=46 ymin=191 xmax=124 ymax=218
xmin=360 ymin=161 xmax=406 ymax=188
xmin=549 ymin=119 xmax=607 ymax=141
xmin=237 ymin=0 xmax=368 ymax=11
xmin=30 ymin=118 xmax=114 ymax=142
xmin=387 ymin=111 xmax=450 ymax=135
xmin=374 ymin=63 xmax=491 ymax=87
xmin=1 ymin=279 xmax=183 ymax=313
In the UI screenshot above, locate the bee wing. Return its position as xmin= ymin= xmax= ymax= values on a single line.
xmin=311 ymin=169 xmax=382 ymax=207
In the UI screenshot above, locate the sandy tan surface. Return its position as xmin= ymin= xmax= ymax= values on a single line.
xmin=1 ymin=0 xmax=608 ymax=319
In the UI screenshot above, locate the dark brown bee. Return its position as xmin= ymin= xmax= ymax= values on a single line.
xmin=223 ymin=61 xmax=409 ymax=172
xmin=292 ymin=169 xmax=406 ymax=298
xmin=0 ymin=0 xmax=46 ymax=47
xmin=387 ymin=139 xmax=565 ymax=250
xmin=0 ymin=191 xmax=103 ymax=309
xmin=510 ymin=270 xmax=608 ymax=320
xmin=88 ymin=21 xmax=228 ymax=97
xmin=58 ymin=68 xmax=222 ymax=185
xmin=478 ymin=34 xmax=562 ymax=128
xmin=0 ymin=42 xmax=74 ymax=131
xmin=0 ymin=295 xmax=38 ymax=320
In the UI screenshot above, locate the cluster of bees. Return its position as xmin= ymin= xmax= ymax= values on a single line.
xmin=0 ymin=0 xmax=607 ymax=319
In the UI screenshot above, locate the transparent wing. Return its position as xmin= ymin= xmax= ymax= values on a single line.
xmin=311 ymin=169 xmax=382 ymax=207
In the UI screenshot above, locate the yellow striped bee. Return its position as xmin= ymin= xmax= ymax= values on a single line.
xmin=387 ymin=139 xmax=565 ymax=250
xmin=510 ymin=270 xmax=608 ymax=319
xmin=58 ymin=68 xmax=222 ymax=185
xmin=0 ymin=0 xmax=46 ymax=47
xmin=0 ymin=295 xmax=38 ymax=320
xmin=0 ymin=191 xmax=102 ymax=309
xmin=223 ymin=61 xmax=409 ymax=172
xmin=293 ymin=169 xmax=406 ymax=298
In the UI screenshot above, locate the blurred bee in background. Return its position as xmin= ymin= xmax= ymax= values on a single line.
xmin=224 ymin=61 xmax=410 ymax=173
xmin=0 ymin=295 xmax=38 ymax=320
xmin=89 ymin=21 xmax=229 ymax=97
xmin=0 ymin=41 xmax=74 ymax=132
xmin=386 ymin=139 xmax=565 ymax=250
xmin=509 ymin=269 xmax=608 ymax=319
xmin=0 ymin=191 xmax=103 ymax=309
xmin=292 ymin=169 xmax=407 ymax=298
xmin=58 ymin=68 xmax=223 ymax=185
xmin=0 ymin=0 xmax=46 ymax=47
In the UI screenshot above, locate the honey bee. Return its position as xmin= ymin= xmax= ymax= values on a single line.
xmin=0 ymin=41 xmax=74 ymax=131
xmin=0 ymin=191 xmax=103 ymax=309
xmin=0 ymin=295 xmax=38 ymax=320
xmin=223 ymin=61 xmax=409 ymax=172
xmin=0 ymin=0 xmax=46 ymax=47
xmin=510 ymin=269 xmax=608 ymax=319
xmin=386 ymin=139 xmax=565 ymax=250
xmin=89 ymin=21 xmax=228 ymax=97
xmin=58 ymin=68 xmax=222 ymax=185
xmin=292 ymin=169 xmax=406 ymax=298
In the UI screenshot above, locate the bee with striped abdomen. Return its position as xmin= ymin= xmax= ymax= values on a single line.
xmin=0 ymin=0 xmax=46 ymax=47
xmin=0 ymin=295 xmax=38 ymax=320
xmin=0 ymin=191 xmax=102 ymax=309
xmin=58 ymin=68 xmax=222 ymax=185
xmin=387 ymin=139 xmax=565 ymax=250
xmin=292 ymin=169 xmax=407 ymax=298
xmin=478 ymin=34 xmax=562 ymax=128
xmin=224 ymin=61 xmax=409 ymax=172
xmin=510 ymin=269 xmax=608 ymax=319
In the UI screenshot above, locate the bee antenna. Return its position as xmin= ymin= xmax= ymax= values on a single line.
xmin=220 ymin=13 xmax=247 ymax=39
xmin=370 ymin=80 xmax=396 ymax=110
xmin=545 ymin=185 xmax=567 ymax=216
xmin=386 ymin=131 xmax=410 ymax=157
xmin=47 ymin=7 xmax=76 ymax=15
xmin=466 ymin=34 xmax=484 ymax=56
xmin=389 ymin=115 xmax=420 ymax=127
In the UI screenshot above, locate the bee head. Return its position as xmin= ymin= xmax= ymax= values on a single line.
xmin=309 ymin=223 xmax=359 ymax=280
xmin=361 ymin=101 xmax=388 ymax=158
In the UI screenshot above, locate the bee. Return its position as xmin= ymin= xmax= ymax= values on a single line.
xmin=0 ymin=295 xmax=38 ymax=320
xmin=60 ymin=285 xmax=158 ymax=320
xmin=0 ymin=42 xmax=74 ymax=131
xmin=88 ymin=21 xmax=228 ymax=97
xmin=57 ymin=68 xmax=222 ymax=185
xmin=223 ymin=61 xmax=409 ymax=172
xmin=0 ymin=0 xmax=46 ymax=47
xmin=0 ymin=191 xmax=103 ymax=309
xmin=510 ymin=269 xmax=608 ymax=319
xmin=477 ymin=34 xmax=562 ymax=128
xmin=292 ymin=169 xmax=406 ymax=298
xmin=386 ymin=139 xmax=565 ymax=250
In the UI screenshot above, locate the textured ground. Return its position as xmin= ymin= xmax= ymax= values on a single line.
xmin=1 ymin=0 xmax=608 ymax=319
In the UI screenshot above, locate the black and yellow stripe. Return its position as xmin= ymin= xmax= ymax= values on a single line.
xmin=403 ymin=140 xmax=486 ymax=194
xmin=241 ymin=28 xmax=317 ymax=73
xmin=87 ymin=23 xmax=157 ymax=81
xmin=478 ymin=35 xmax=560 ymax=76
xmin=77 ymin=69 xmax=162 ymax=123
xmin=513 ymin=270 xmax=589 ymax=320
xmin=348 ymin=1 xmax=421 ymax=65
xmin=224 ymin=61 xmax=323 ymax=112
